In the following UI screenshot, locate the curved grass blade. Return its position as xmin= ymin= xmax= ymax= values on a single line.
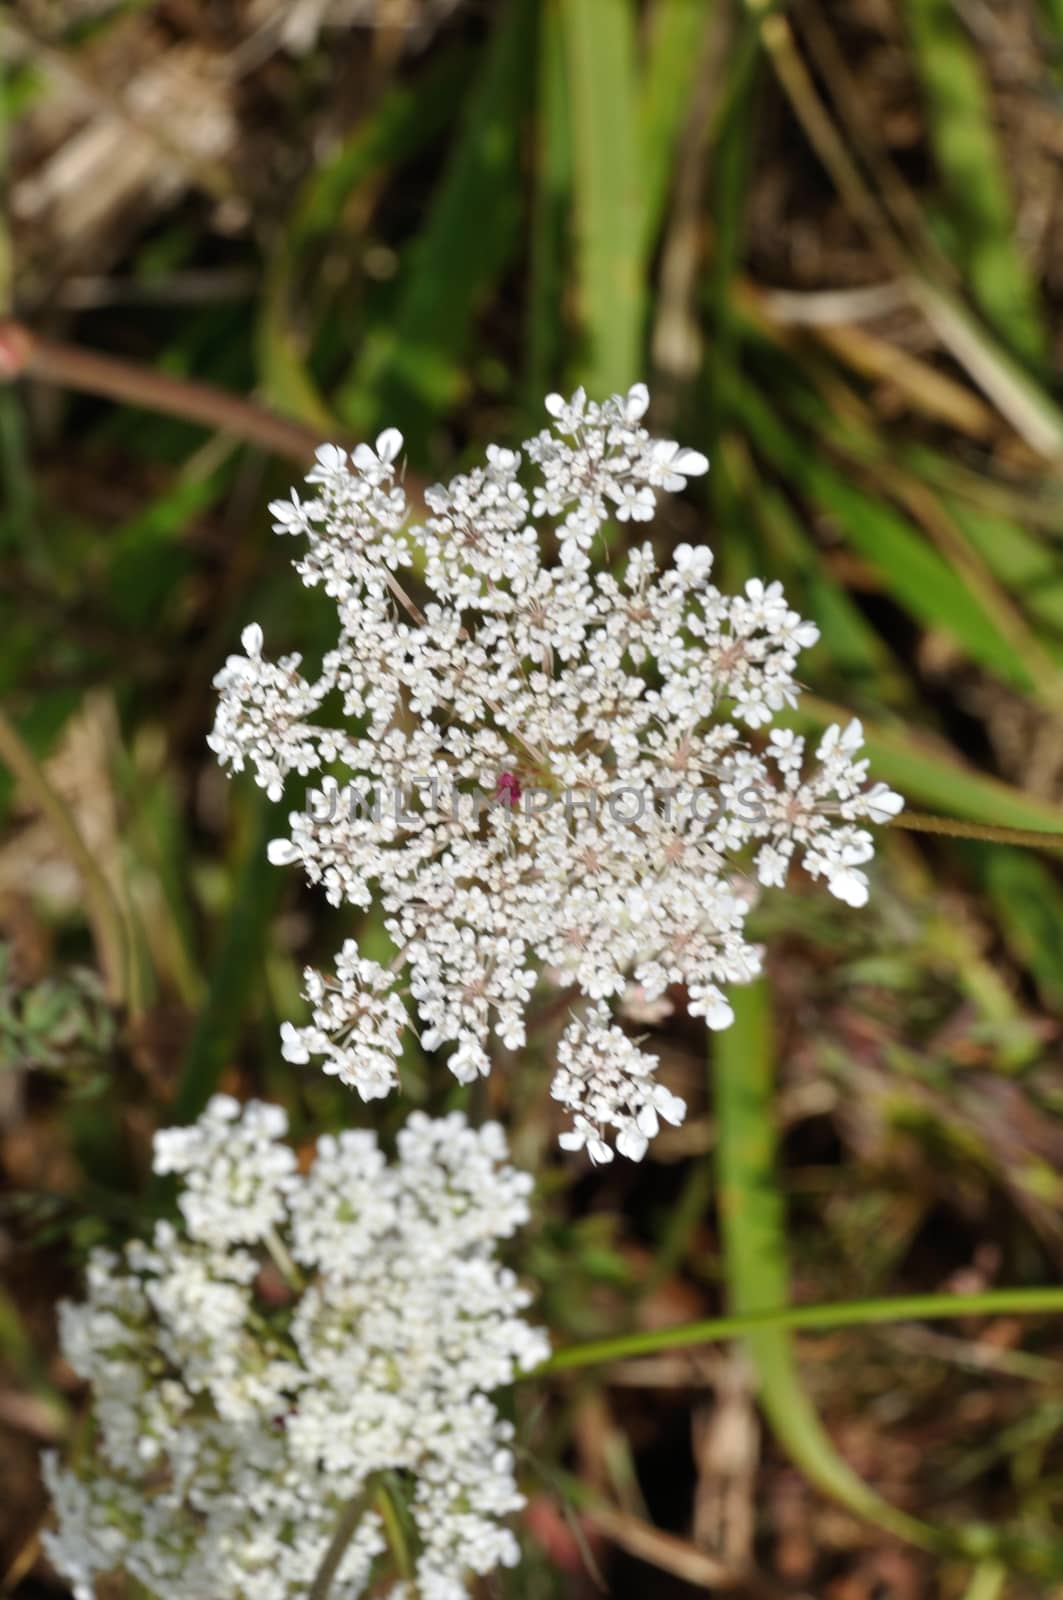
xmin=908 ymin=278 xmax=1063 ymax=460
xmin=712 ymin=986 xmax=1063 ymax=1575
xmin=714 ymin=980 xmax=939 ymax=1549
xmin=744 ymin=376 xmax=1063 ymax=694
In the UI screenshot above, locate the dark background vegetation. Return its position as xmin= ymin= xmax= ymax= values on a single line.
xmin=3 ymin=1 xmax=1063 ymax=1596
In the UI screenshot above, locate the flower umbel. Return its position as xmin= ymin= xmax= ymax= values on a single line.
xmin=43 ymin=1096 xmax=547 ymax=1600
xmin=210 ymin=385 xmax=903 ymax=1161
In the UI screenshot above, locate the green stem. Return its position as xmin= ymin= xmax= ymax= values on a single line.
xmin=536 ymin=1285 xmax=1063 ymax=1375
xmin=375 ymin=1477 xmax=417 ymax=1588
xmin=893 ymin=811 xmax=1063 ymax=853
xmin=263 ymin=1226 xmax=305 ymax=1293
xmin=308 ymin=1489 xmax=373 ymax=1600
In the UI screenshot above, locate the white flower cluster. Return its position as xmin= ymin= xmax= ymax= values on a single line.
xmin=43 ymin=1096 xmax=547 ymax=1600
xmin=209 ymin=384 xmax=902 ymax=1162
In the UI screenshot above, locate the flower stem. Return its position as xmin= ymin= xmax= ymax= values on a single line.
xmin=375 ymin=1476 xmax=418 ymax=1588
xmin=308 ymin=1490 xmax=372 ymax=1600
xmin=535 ymin=1285 xmax=1063 ymax=1374
xmin=0 ymin=319 xmax=327 ymax=466
xmin=891 ymin=810 xmax=1063 ymax=852
xmin=263 ymin=1226 xmax=305 ymax=1293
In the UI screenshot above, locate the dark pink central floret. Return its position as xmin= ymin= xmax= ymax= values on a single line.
xmin=495 ymin=771 xmax=522 ymax=807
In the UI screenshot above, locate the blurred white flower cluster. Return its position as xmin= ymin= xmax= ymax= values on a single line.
xmin=43 ymin=1096 xmax=547 ymax=1600
xmin=210 ymin=385 xmax=903 ymax=1162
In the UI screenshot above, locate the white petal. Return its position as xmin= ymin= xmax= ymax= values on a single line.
xmin=375 ymin=427 xmax=403 ymax=464
xmin=267 ymin=838 xmax=300 ymax=866
xmin=279 ymin=1022 xmax=309 ymax=1064
xmin=829 ymin=867 xmax=869 ymax=907
xmin=616 ymin=1127 xmax=648 ymax=1162
xmin=671 ymin=447 xmax=709 ymax=476
xmin=865 ymin=785 xmax=904 ymax=821
xmin=240 ymin=622 xmax=263 ymax=657
xmin=705 ymin=996 xmax=735 ymax=1030
xmin=636 ymin=1104 xmax=660 ymax=1139
xmin=624 ymin=382 xmax=649 ymax=421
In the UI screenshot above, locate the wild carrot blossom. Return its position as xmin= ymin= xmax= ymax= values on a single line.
xmin=43 ymin=1096 xmax=546 ymax=1600
xmin=209 ymin=386 xmax=903 ymax=1162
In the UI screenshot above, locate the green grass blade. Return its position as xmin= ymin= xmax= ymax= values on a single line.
xmin=560 ymin=0 xmax=643 ymax=393
xmin=727 ymin=375 xmax=1040 ymax=690
xmin=905 ymin=0 xmax=1047 ymax=363
xmin=706 ymin=29 xmax=760 ymax=548
xmin=940 ymin=495 xmax=1063 ymax=646
xmin=709 ymin=992 xmax=1063 ymax=1571
xmin=262 ymin=54 xmax=466 ymax=435
xmin=538 ymin=1285 xmax=1063 ymax=1372
xmin=285 ymin=55 xmax=466 ymax=261
xmin=714 ymin=980 xmax=938 ymax=1548
xmin=751 ymin=392 xmax=1063 ymax=685
xmin=789 ymin=695 xmax=1063 ymax=834
xmin=973 ymin=847 xmax=1063 ymax=1011
xmin=338 ymin=0 xmax=536 ymax=450
xmin=525 ymin=1 xmax=570 ymax=409
xmin=638 ymin=0 xmax=714 ymax=254
xmin=734 ymin=441 xmax=906 ymax=699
